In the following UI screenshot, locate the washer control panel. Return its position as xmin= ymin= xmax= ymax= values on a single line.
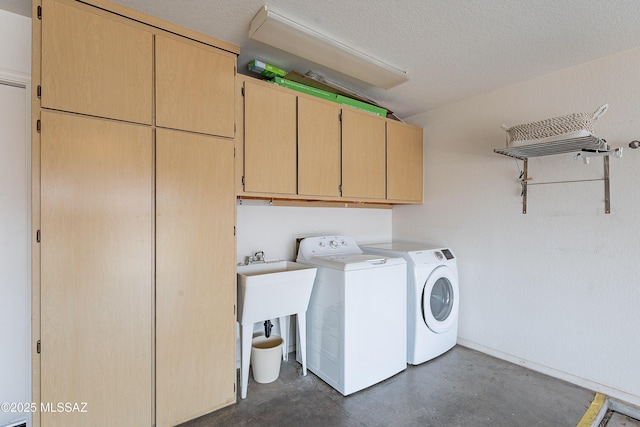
xmin=297 ymin=235 xmax=362 ymax=260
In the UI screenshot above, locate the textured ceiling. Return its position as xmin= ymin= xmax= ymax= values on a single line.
xmin=6 ymin=0 xmax=640 ymax=119
xmin=0 ymin=0 xmax=30 ymax=17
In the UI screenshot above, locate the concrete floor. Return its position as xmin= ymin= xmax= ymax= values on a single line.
xmin=605 ymin=411 xmax=640 ymax=427
xmin=181 ymin=345 xmax=595 ymax=426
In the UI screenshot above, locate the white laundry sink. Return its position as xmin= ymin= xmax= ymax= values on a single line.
xmin=237 ymin=261 xmax=317 ymax=325
xmin=236 ymin=260 xmax=317 ymax=399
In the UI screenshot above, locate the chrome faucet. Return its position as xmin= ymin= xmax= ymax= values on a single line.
xmin=246 ymin=251 xmax=265 ymax=264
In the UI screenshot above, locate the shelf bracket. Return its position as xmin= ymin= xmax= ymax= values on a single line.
xmin=604 ymin=155 xmax=610 ymax=214
xmin=520 ymin=156 xmax=611 ymax=214
xmin=522 ymin=159 xmax=528 ymax=214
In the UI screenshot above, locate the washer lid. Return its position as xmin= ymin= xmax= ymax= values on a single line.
xmin=362 ymin=241 xmax=440 ymax=252
xmin=304 ymin=254 xmax=405 ymax=271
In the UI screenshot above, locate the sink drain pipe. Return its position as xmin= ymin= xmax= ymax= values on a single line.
xmin=264 ymin=319 xmax=273 ymax=338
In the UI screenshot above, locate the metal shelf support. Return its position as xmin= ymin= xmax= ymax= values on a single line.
xmin=604 ymin=155 xmax=610 ymax=214
xmin=495 ymin=135 xmax=620 ymax=214
xmin=522 ymin=159 xmax=528 ymax=214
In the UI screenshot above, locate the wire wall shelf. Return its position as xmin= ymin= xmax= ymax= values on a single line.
xmin=494 ymin=135 xmax=621 ymax=214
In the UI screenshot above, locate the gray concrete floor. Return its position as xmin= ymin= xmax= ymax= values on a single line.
xmin=180 ymin=345 xmax=595 ymax=427
xmin=605 ymin=411 xmax=640 ymax=427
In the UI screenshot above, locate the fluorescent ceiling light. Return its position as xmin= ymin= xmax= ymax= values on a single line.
xmin=248 ymin=6 xmax=409 ymax=90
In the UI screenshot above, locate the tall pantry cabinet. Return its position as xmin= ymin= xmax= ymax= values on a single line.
xmin=33 ymin=1 xmax=238 ymax=426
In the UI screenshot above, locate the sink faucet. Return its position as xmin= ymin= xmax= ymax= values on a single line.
xmin=246 ymin=251 xmax=265 ymax=264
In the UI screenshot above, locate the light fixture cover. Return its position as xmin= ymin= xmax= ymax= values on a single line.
xmin=248 ymin=6 xmax=409 ymax=89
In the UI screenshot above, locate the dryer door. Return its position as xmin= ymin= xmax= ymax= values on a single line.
xmin=421 ymin=265 xmax=458 ymax=333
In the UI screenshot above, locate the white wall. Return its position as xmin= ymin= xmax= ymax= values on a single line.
xmin=236 ymin=203 xmax=392 ymax=264
xmin=395 ymin=47 xmax=640 ymax=406
xmin=0 ymin=8 xmax=32 ymax=427
xmin=0 ymin=9 xmax=30 ymax=74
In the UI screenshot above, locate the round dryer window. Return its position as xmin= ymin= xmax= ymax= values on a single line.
xmin=431 ymin=278 xmax=453 ymax=321
xmin=421 ymin=265 xmax=459 ymax=333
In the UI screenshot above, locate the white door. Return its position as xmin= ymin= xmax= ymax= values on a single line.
xmin=0 ymin=80 xmax=30 ymax=427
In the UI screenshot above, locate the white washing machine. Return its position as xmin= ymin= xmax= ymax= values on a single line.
xmin=296 ymin=236 xmax=407 ymax=396
xmin=361 ymin=242 xmax=459 ymax=365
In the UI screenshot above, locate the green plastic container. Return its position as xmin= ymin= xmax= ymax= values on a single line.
xmin=273 ymin=77 xmax=338 ymax=102
xmin=272 ymin=77 xmax=388 ymax=117
xmin=335 ymin=95 xmax=387 ymax=117
xmin=248 ymin=60 xmax=287 ymax=79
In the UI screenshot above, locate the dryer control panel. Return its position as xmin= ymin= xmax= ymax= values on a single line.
xmin=441 ymin=249 xmax=455 ymax=260
xmin=409 ymin=249 xmax=455 ymax=265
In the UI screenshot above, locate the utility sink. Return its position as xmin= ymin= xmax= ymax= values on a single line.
xmin=237 ymin=261 xmax=317 ymax=324
xmin=236 ymin=260 xmax=317 ymax=399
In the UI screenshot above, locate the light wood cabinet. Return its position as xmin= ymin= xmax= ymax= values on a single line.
xmin=41 ymin=0 xmax=153 ymax=124
xmin=237 ymin=76 xmax=423 ymax=204
xmin=243 ymin=80 xmax=297 ymax=194
xmin=386 ymin=120 xmax=424 ymax=203
xmin=156 ymin=129 xmax=236 ymax=426
xmin=40 ymin=111 xmax=153 ymax=427
xmin=155 ymin=35 xmax=236 ymax=137
xmin=34 ymin=1 xmax=238 ymax=426
xmin=41 ymin=0 xmax=237 ymax=137
xmin=298 ymin=96 xmax=341 ymax=197
xmin=341 ymin=108 xmax=387 ymax=200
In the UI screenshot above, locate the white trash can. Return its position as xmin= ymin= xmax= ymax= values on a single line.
xmin=251 ymin=335 xmax=283 ymax=384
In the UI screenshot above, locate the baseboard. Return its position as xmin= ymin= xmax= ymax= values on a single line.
xmin=457 ymin=338 xmax=640 ymax=408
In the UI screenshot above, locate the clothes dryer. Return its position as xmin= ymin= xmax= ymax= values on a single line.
xmin=297 ymin=236 xmax=407 ymax=395
xmin=361 ymin=242 xmax=459 ymax=365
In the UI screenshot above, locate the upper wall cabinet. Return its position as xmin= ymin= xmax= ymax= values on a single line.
xmin=236 ymin=76 xmax=423 ymax=205
xmin=298 ymin=96 xmax=341 ymax=198
xmin=341 ymin=108 xmax=387 ymax=200
xmin=41 ymin=0 xmax=153 ymax=124
xmin=243 ymin=80 xmax=297 ymax=194
xmin=155 ymin=35 xmax=236 ymax=137
xmin=386 ymin=120 xmax=424 ymax=203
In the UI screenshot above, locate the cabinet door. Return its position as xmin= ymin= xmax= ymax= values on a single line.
xmin=243 ymin=81 xmax=297 ymax=194
xmin=155 ymin=35 xmax=235 ymax=137
xmin=156 ymin=129 xmax=236 ymax=427
xmin=341 ymin=109 xmax=386 ymax=199
xmin=298 ymin=97 xmax=341 ymax=197
xmin=40 ymin=111 xmax=153 ymax=427
xmin=41 ymin=0 xmax=153 ymax=124
xmin=387 ymin=121 xmax=424 ymax=202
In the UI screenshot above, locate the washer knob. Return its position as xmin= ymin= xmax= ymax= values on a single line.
xmin=435 ymin=251 xmax=444 ymax=260
xmin=330 ymin=240 xmax=339 ymax=249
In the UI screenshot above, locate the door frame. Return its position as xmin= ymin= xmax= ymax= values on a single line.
xmin=0 ymin=68 xmax=32 ymax=427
